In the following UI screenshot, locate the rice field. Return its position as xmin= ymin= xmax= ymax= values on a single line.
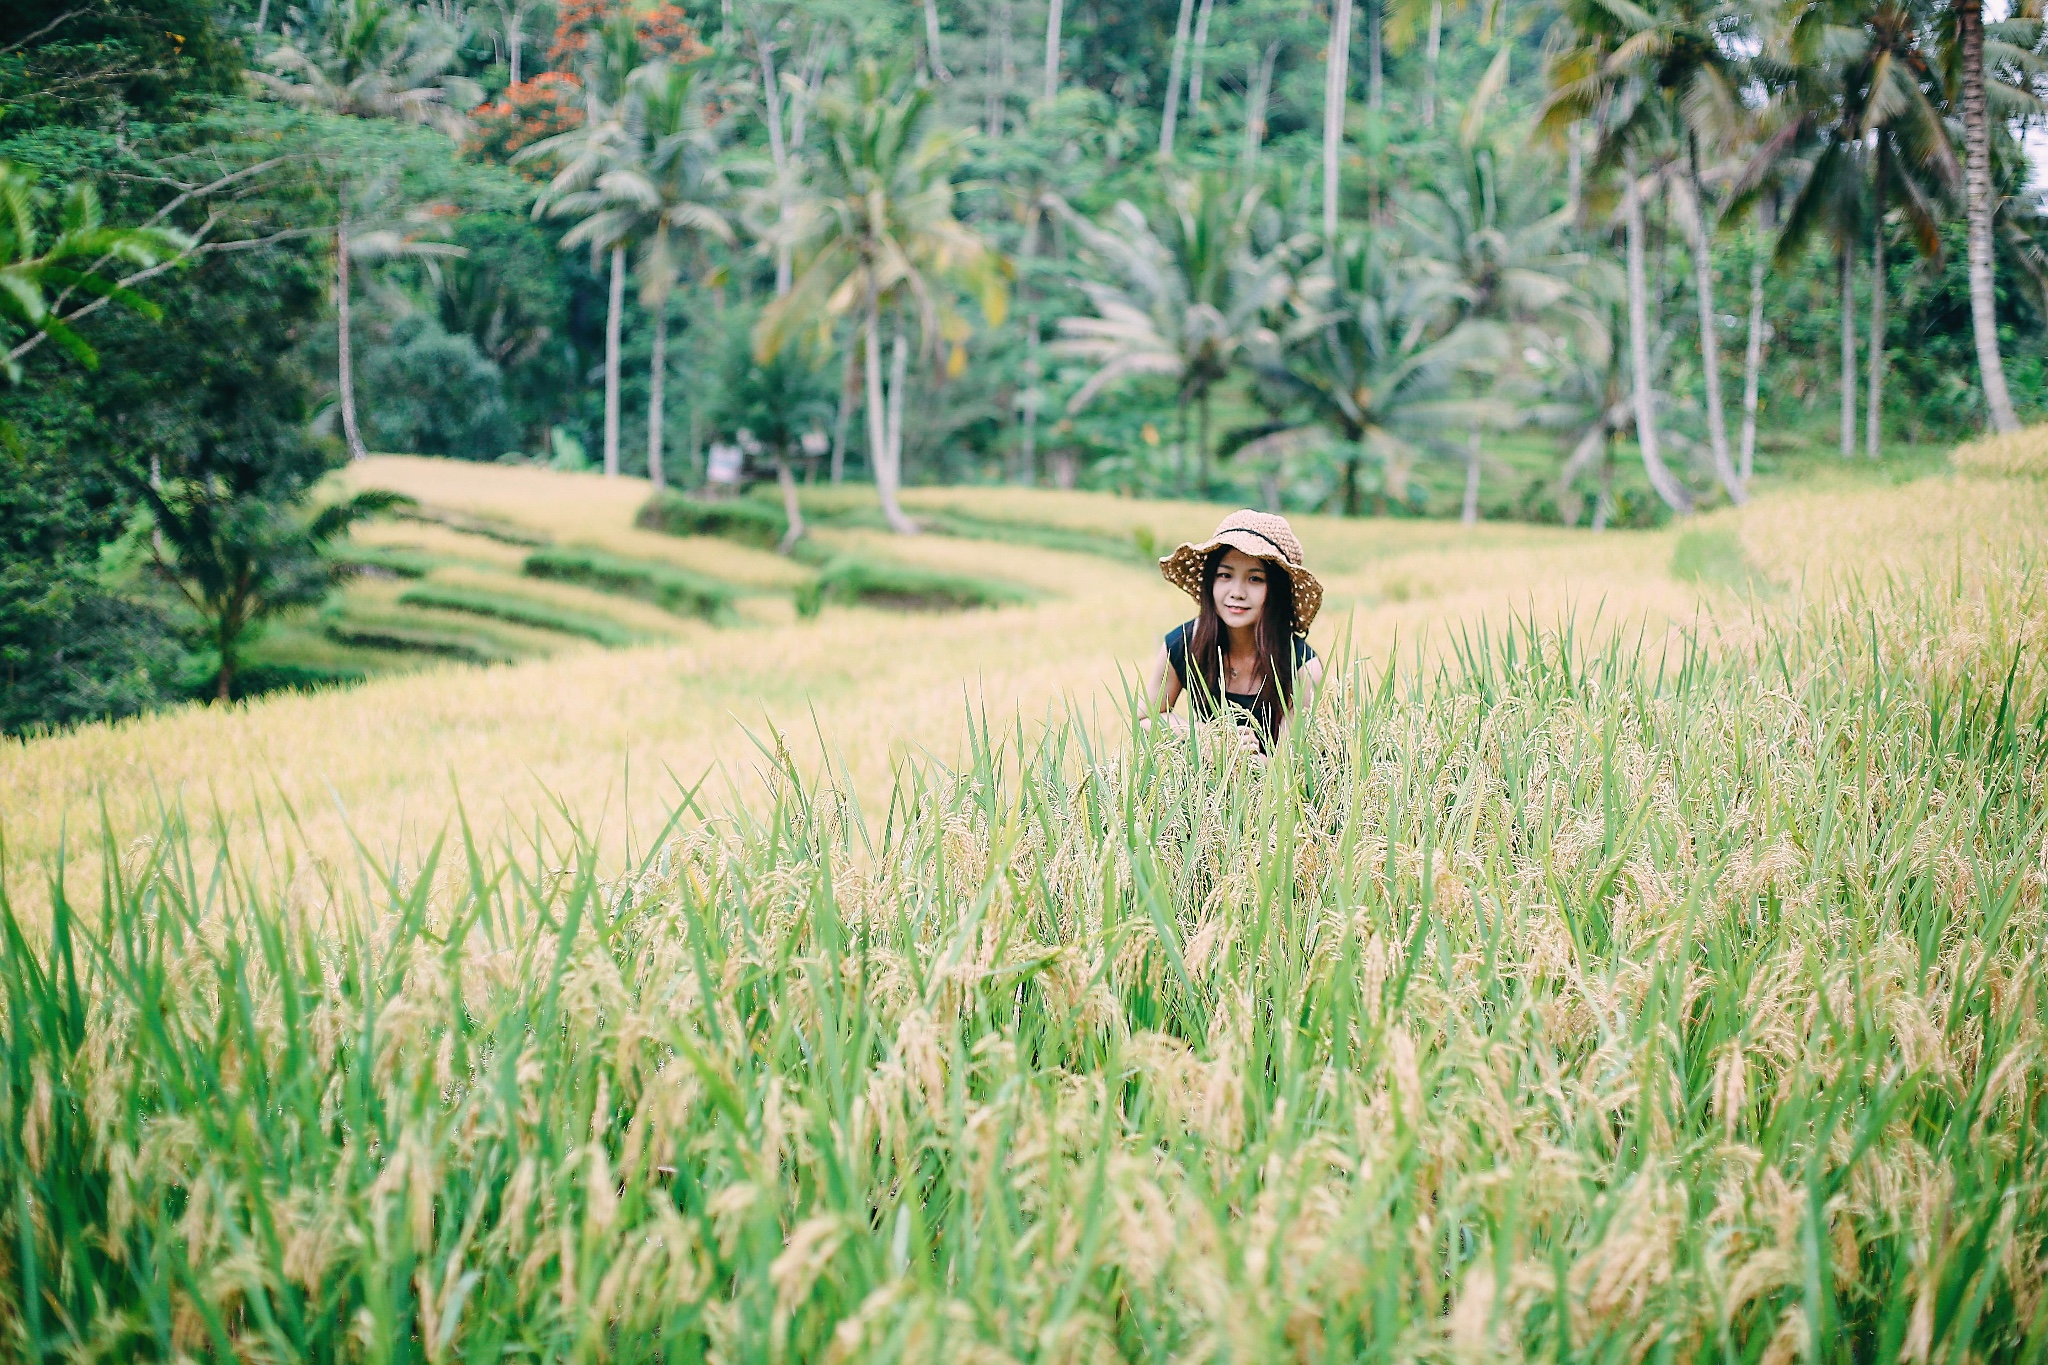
xmin=0 ymin=438 xmax=2044 ymax=1359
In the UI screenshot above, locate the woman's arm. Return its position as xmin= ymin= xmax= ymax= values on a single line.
xmin=1140 ymin=642 xmax=1187 ymax=734
xmin=1283 ymin=656 xmax=1325 ymax=740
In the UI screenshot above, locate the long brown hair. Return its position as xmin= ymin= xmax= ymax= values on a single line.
xmin=1184 ymin=546 xmax=1300 ymax=735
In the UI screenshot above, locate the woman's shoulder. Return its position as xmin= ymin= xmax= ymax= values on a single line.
xmin=1165 ymin=619 xmax=1195 ymax=649
xmin=1293 ymin=633 xmax=1316 ymax=664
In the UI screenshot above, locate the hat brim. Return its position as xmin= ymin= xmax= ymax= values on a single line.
xmin=1159 ymin=530 xmax=1323 ymax=632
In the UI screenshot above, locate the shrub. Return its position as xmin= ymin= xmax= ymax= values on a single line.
xmin=795 ymin=555 xmax=1036 ymax=616
xmin=397 ymin=582 xmax=643 ymax=645
xmin=635 ymin=491 xmax=787 ymax=549
xmin=327 ymin=544 xmax=443 ymax=578
xmin=523 ymin=547 xmax=735 ymax=622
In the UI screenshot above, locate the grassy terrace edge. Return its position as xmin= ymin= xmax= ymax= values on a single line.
xmin=0 ymin=553 xmax=2044 ymax=1360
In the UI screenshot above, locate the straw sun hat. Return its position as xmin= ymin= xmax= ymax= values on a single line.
xmin=1158 ymin=510 xmax=1324 ymax=633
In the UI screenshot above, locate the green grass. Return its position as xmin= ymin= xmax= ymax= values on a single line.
xmin=523 ymin=546 xmax=737 ymax=623
xmin=794 ymin=553 xmax=1039 ymax=615
xmin=326 ymin=543 xmax=448 ymax=578
xmin=397 ymin=582 xmax=646 ymax=646
xmin=636 ymin=490 xmax=789 ymax=549
xmin=1670 ymin=525 xmax=1776 ymax=593
xmin=2 ymin=546 xmax=2043 ymax=1359
xmin=818 ymin=502 xmax=1153 ymax=563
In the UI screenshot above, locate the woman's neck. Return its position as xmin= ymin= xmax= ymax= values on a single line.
xmin=1224 ymin=621 xmax=1260 ymax=658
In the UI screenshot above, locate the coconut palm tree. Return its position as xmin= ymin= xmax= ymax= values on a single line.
xmin=331 ymin=174 xmax=465 ymax=461
xmin=1246 ymin=231 xmax=1503 ymax=516
xmin=1542 ymin=0 xmax=1750 ymax=511
xmin=542 ymin=61 xmax=734 ymax=486
xmin=1947 ymin=0 xmax=2024 ymax=432
xmin=1754 ymin=0 xmax=1955 ymax=459
xmin=257 ymin=0 xmax=482 ymax=135
xmin=1054 ymin=174 xmax=1307 ymax=495
xmin=755 ymin=58 xmax=1007 ymax=534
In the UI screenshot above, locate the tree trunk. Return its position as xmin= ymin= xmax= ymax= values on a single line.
xmin=337 ymin=215 xmax=367 ymax=462
xmin=830 ymin=347 xmax=856 ymax=484
xmin=1243 ymin=42 xmax=1277 ymax=177
xmin=1676 ymin=166 xmax=1743 ymax=502
xmin=1565 ymin=121 xmax=1583 ymax=222
xmin=1623 ymin=159 xmax=1693 ymax=514
xmin=1196 ymin=389 xmax=1212 ymax=495
xmin=1461 ymin=429 xmax=1481 ymax=525
xmin=775 ymin=456 xmax=805 ymax=553
xmin=1422 ymin=0 xmax=1441 ymax=128
xmin=1020 ymin=311 xmax=1040 ymax=484
xmin=923 ymin=0 xmax=951 ymax=80
xmin=1592 ymin=443 xmax=1613 ymax=531
xmin=1042 ymin=0 xmax=1062 ymax=103
xmin=1838 ymin=245 xmax=1856 ymax=458
xmin=1866 ymin=182 xmax=1886 ymax=460
xmin=754 ymin=25 xmax=794 ymax=298
xmin=1366 ymin=0 xmax=1382 ymax=112
xmin=603 ymin=244 xmax=625 ymax=477
xmin=1187 ymin=0 xmax=1216 ymax=118
xmin=508 ymin=12 xmax=522 ymax=85
xmin=1958 ymin=0 xmax=2020 ymax=433
xmin=1343 ymin=439 xmax=1365 ymax=516
xmin=1321 ymin=0 xmax=1354 ymax=243
xmin=881 ymin=324 xmax=918 ymax=533
xmin=1739 ymin=237 xmax=1765 ymax=485
xmin=647 ymin=297 xmax=667 ymax=487
xmin=1160 ymin=0 xmax=1196 ymax=159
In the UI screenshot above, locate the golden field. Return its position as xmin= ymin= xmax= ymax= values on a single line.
xmin=2 ymin=451 xmax=2043 ymax=894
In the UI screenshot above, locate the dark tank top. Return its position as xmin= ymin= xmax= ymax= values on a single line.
xmin=1164 ymin=621 xmax=1315 ymax=739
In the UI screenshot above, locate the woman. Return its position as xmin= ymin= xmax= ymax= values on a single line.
xmin=1144 ymin=509 xmax=1325 ymax=749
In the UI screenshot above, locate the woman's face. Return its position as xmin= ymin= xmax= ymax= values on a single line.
xmin=1211 ymin=548 xmax=1269 ymax=632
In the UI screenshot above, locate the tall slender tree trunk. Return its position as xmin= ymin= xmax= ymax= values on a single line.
xmin=775 ymin=455 xmax=805 ymax=552
xmin=1838 ymin=245 xmax=1856 ymax=458
xmin=1196 ymin=390 xmax=1212 ymax=495
xmin=1461 ymin=429 xmax=1481 ymax=524
xmin=508 ymin=10 xmax=522 ymax=84
xmin=1042 ymin=0 xmax=1062 ymax=102
xmin=1422 ymin=0 xmax=1442 ymax=128
xmin=255 ymin=0 xmax=270 ymax=38
xmin=1322 ymin=0 xmax=1354 ymax=243
xmin=1243 ymin=42 xmax=1277 ymax=177
xmin=1958 ymin=0 xmax=2019 ymax=432
xmin=1676 ymin=166 xmax=1743 ymax=502
xmin=1592 ymin=444 xmax=1613 ymax=531
xmin=754 ymin=26 xmax=794 ymax=298
xmin=603 ymin=244 xmax=625 ymax=478
xmin=1739 ymin=230 xmax=1765 ymax=485
xmin=1366 ymin=0 xmax=1382 ymax=112
xmin=337 ymin=215 xmax=367 ymax=462
xmin=883 ymin=325 xmax=918 ymax=532
xmin=1020 ymin=311 xmax=1040 ymax=484
xmin=1565 ymin=121 xmax=1583 ymax=221
xmin=647 ymin=298 xmax=667 ymax=486
xmin=923 ymin=0 xmax=951 ymax=80
xmin=830 ymin=347 xmax=856 ymax=484
xmin=1867 ymin=181 xmax=1886 ymax=460
xmin=1160 ymin=0 xmax=1196 ymax=159
xmin=1187 ymin=0 xmax=1216 ymax=118
xmin=1623 ymin=159 xmax=1693 ymax=513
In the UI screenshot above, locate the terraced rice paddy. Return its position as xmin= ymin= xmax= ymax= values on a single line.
xmin=0 ymin=434 xmax=2044 ymax=1360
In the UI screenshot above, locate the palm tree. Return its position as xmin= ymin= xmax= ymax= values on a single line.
xmin=520 ymin=19 xmax=652 ymax=480
xmin=257 ymin=0 xmax=482 ymax=135
xmin=1407 ymin=133 xmax=1603 ymax=518
xmin=1744 ymin=0 xmax=1955 ymax=459
xmin=0 ymin=162 xmax=189 ymax=383
xmin=1322 ymin=0 xmax=1355 ymax=242
xmin=1054 ymin=174 xmax=1306 ymax=495
xmin=1247 ymin=231 xmax=1503 ymax=516
xmin=756 ymin=59 xmax=1007 ymax=534
xmin=1542 ymin=0 xmax=1749 ymax=510
xmin=1949 ymin=0 xmax=2021 ymax=432
xmin=542 ymin=62 xmax=733 ymax=486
